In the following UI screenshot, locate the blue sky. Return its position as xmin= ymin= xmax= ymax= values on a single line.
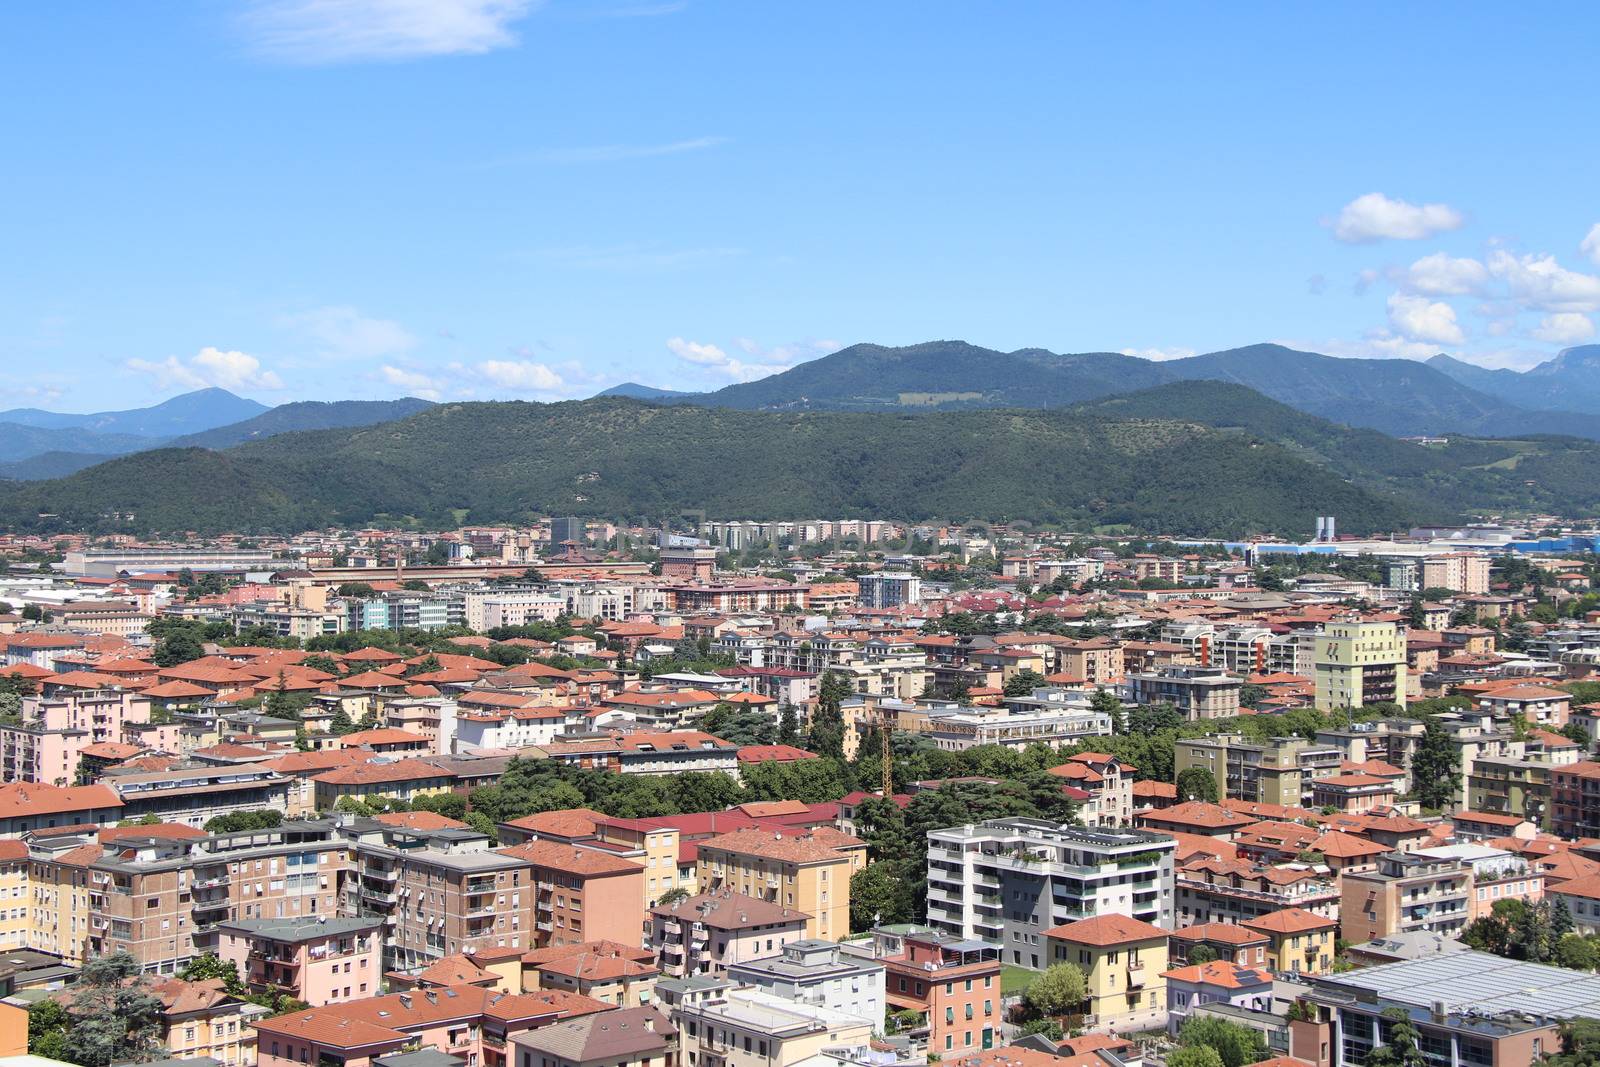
xmin=5 ymin=1 xmax=1600 ymax=410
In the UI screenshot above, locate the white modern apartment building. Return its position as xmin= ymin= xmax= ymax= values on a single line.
xmin=726 ymin=940 xmax=886 ymax=1028
xmin=459 ymin=586 xmax=566 ymax=631
xmin=925 ymin=705 xmax=1112 ymax=752
xmin=926 ymin=818 xmax=1176 ymax=970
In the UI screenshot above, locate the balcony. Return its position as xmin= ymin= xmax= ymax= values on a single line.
xmin=193 ymin=899 xmax=229 ymax=916
xmin=1127 ymin=961 xmax=1146 ymax=988
xmin=192 ymin=873 xmax=230 ymax=890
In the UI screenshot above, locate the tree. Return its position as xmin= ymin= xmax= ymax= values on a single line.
xmin=808 ymin=670 xmax=851 ymax=759
xmin=180 ymin=953 xmax=246 ymax=996
xmin=1003 ymin=669 xmax=1049 ymax=697
xmin=152 ymin=627 xmax=205 ymax=667
xmin=1018 ymin=1019 xmax=1064 ymax=1041
xmin=656 ymin=887 xmax=691 ymax=907
xmin=1167 ymin=1048 xmax=1225 ymax=1067
xmin=1548 ymin=1018 xmax=1600 ymax=1067
xmin=1187 ymin=944 xmax=1219 ymax=964
xmin=1409 ymin=717 xmax=1460 ymax=811
xmin=1176 ymin=767 xmax=1219 ymax=804
xmin=1365 ymin=1007 xmax=1425 ymax=1067
xmin=1091 ymin=688 xmax=1126 ymax=734
xmin=28 ymin=1000 xmax=69 ymax=1060
xmin=778 ymin=703 xmax=799 ymax=745
xmin=58 ymin=951 xmax=167 ymax=1067
xmin=205 ymin=809 xmax=283 ymax=834
xmin=850 ymin=862 xmax=910 ymax=930
xmin=1179 ymin=1016 xmax=1269 ymax=1067
xmin=1023 ymin=963 xmax=1086 ymax=1018
xmin=1557 ymin=933 xmax=1600 ymax=972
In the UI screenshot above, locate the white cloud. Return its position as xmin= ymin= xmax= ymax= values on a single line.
xmin=1402 ymin=252 xmax=1489 ymax=297
xmin=1332 ymin=192 xmax=1464 ymax=243
xmin=286 ymin=305 xmax=418 ymax=359
xmin=1582 ymin=223 xmax=1600 ymax=265
xmin=1487 ymin=250 xmax=1600 ymax=312
xmin=544 ymin=136 xmax=728 ymax=164
xmin=126 ymin=347 xmax=285 ymax=392
xmin=476 ymin=359 xmax=565 ymax=393
xmin=242 ymin=0 xmax=538 ymax=64
xmin=1386 ymin=293 xmax=1464 ymax=345
xmin=668 ymin=336 xmax=831 ymax=382
xmin=1119 ymin=346 xmax=1196 ymax=362
xmin=380 ymin=364 xmax=443 ymax=400
xmin=1532 ymin=312 xmax=1597 ymax=345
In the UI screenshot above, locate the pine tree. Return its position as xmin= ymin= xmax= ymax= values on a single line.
xmin=1409 ymin=717 xmax=1460 ymax=811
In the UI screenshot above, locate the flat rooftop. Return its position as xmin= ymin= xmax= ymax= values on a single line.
xmin=1312 ymin=951 xmax=1600 ymax=1023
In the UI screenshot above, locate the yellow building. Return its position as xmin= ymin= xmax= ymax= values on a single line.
xmin=1044 ymin=914 xmax=1169 ymax=1033
xmin=27 ymin=839 xmax=102 ymax=963
xmin=0 ymin=843 xmax=29 ymax=950
xmin=1314 ymin=621 xmax=1408 ymax=711
xmin=1242 ymin=906 xmax=1337 ymax=976
xmin=695 ymin=826 xmax=865 ymax=941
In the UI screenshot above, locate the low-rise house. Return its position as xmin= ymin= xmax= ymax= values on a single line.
xmin=216 ymin=915 xmax=385 ymax=1007
xmin=860 ymin=924 xmax=1001 ymax=1059
xmin=726 ymin=939 xmax=885 ymax=1028
xmin=1168 ymin=923 xmax=1270 ymax=969
xmin=510 ymin=1005 xmax=673 ymax=1067
xmin=1160 ymin=961 xmax=1273 ymax=1037
xmin=671 ymin=984 xmax=875 ymax=1067
xmin=648 ymin=889 xmax=809 ymax=977
xmin=1241 ymin=907 xmax=1337 ymax=976
xmin=1044 ymin=914 xmax=1168 ymax=1034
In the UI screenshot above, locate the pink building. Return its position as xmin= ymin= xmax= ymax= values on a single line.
xmin=217 ymin=915 xmax=386 ymax=1007
xmin=0 ymin=689 xmax=159 ymax=785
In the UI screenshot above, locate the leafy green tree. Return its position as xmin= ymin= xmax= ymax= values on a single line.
xmin=205 ymin=809 xmax=283 ymax=834
xmin=1187 ymin=944 xmax=1219 ymax=964
xmin=1409 ymin=717 xmax=1460 ymax=810
xmin=1176 ymin=767 xmax=1219 ymax=803
xmin=1548 ymin=1017 xmax=1600 ymax=1067
xmin=59 ymin=951 xmax=167 ymax=1067
xmin=180 ymin=953 xmax=246 ymax=996
xmin=1179 ymin=1016 xmax=1269 ymax=1067
xmin=28 ymin=1000 xmax=69 ymax=1060
xmin=1167 ymin=1048 xmax=1225 ymax=1067
xmin=1557 ymin=933 xmax=1600 ymax=972
xmin=1023 ymin=963 xmax=1086 ymax=1017
xmin=152 ymin=627 xmax=205 ymax=666
xmin=850 ymin=862 xmax=910 ymax=930
xmin=1366 ymin=1007 xmax=1426 ymax=1067
xmin=808 ymin=670 xmax=851 ymax=759
xmin=1090 ymin=687 xmax=1126 ymax=734
xmin=1003 ymin=669 xmax=1049 ymax=697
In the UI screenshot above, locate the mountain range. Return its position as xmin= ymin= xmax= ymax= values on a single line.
xmin=0 ymin=392 xmax=435 ymax=478
xmin=610 ymin=341 xmax=1600 ymax=440
xmin=5 ymin=378 xmax=1600 ymax=538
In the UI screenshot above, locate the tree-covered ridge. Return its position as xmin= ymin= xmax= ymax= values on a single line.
xmin=0 ymin=393 xmax=1437 ymax=536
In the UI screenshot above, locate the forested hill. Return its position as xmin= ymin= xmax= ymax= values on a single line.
xmin=0 ymin=393 xmax=1440 ymax=537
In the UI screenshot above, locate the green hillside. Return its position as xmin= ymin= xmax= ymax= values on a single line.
xmin=0 ymin=395 xmax=1438 ymax=538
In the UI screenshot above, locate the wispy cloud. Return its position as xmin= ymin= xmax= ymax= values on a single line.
xmin=241 ymin=0 xmax=540 ymax=64
xmin=580 ymin=1 xmax=688 ymax=17
xmin=543 ymin=135 xmax=728 ymax=164
xmin=284 ymin=305 xmax=419 ymax=359
xmin=667 ymin=336 xmax=835 ymax=382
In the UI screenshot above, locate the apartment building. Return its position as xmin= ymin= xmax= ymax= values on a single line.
xmin=726 ymin=939 xmax=885 ymax=1026
xmin=925 ymin=818 xmax=1176 ymax=967
xmin=856 ymin=572 xmax=921 ymax=608
xmin=110 ymin=765 xmax=296 ymax=827
xmin=670 ymin=983 xmax=876 ymax=1067
xmin=1044 ymin=914 xmax=1168 ymax=1034
xmin=1552 ymin=760 xmax=1600 ymax=839
xmin=1175 ymin=734 xmax=1344 ymax=807
xmin=1340 ymin=851 xmax=1471 ymax=944
xmin=86 ymin=821 xmax=350 ymax=975
xmin=695 ymin=827 xmax=865 ymax=941
xmin=1241 ymin=907 xmax=1336 ymax=976
xmin=1314 ymin=621 xmax=1408 ymax=711
xmin=495 ymin=839 xmax=646 ymax=952
xmin=851 ymin=924 xmax=1001 ymax=1059
xmin=0 ymin=689 xmax=156 ymax=785
xmin=343 ymin=821 xmax=536 ymax=969
xmin=1175 ymin=858 xmax=1340 ymax=926
xmin=925 ymin=705 xmax=1113 ymax=753
xmin=217 ymin=915 xmax=385 ymax=1006
xmin=648 ymin=890 xmax=809 ymax=977
xmin=1124 ymin=667 xmax=1241 ymax=720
